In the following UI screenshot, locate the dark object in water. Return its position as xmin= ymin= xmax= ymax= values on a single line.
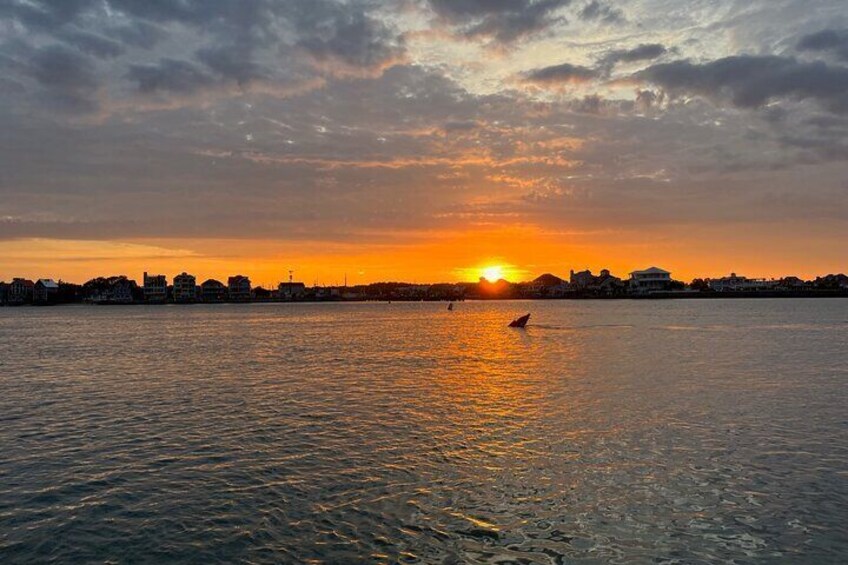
xmin=447 ymin=302 xmax=454 ymax=311
xmin=509 ymin=313 xmax=530 ymax=328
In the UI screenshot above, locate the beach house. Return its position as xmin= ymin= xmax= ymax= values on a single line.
xmin=629 ymin=267 xmax=672 ymax=293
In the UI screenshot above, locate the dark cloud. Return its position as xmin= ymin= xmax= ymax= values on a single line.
xmin=578 ymin=1 xmax=624 ymax=24
xmin=523 ymin=62 xmax=599 ymax=84
xmin=797 ymin=29 xmax=848 ymax=61
xmin=427 ymin=0 xmax=572 ymax=43
xmin=295 ymin=9 xmax=405 ymax=71
xmin=601 ymin=43 xmax=667 ymax=68
xmin=29 ymin=44 xmax=99 ymax=112
xmin=196 ymin=45 xmax=269 ymax=85
xmin=638 ymin=55 xmax=848 ymax=114
xmin=127 ymin=59 xmax=215 ymax=94
xmin=444 ymin=120 xmax=480 ymax=133
xmin=106 ymin=21 xmax=166 ymax=50
xmin=59 ymin=30 xmax=125 ymax=59
xmin=2 ymin=0 xmax=407 ymax=105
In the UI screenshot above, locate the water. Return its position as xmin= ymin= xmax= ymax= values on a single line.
xmin=1 ymin=299 xmax=847 ymax=563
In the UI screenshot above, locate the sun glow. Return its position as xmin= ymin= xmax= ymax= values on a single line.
xmin=481 ymin=265 xmax=504 ymax=282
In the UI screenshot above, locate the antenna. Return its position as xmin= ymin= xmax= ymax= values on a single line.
xmin=289 ymin=270 xmax=294 ymax=285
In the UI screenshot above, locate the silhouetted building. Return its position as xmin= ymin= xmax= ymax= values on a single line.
xmin=570 ymin=269 xmax=597 ymax=289
xmin=143 ymin=272 xmax=168 ymax=303
xmin=629 ymin=267 xmax=672 ymax=293
xmin=569 ymin=269 xmax=623 ymax=295
xmin=8 ymin=278 xmax=34 ymax=305
xmin=201 ymin=279 xmax=228 ymax=302
xmin=0 ymin=281 xmax=6 ymax=305
xmin=709 ymin=273 xmax=775 ymax=292
xmin=778 ymin=276 xmax=807 ymax=290
xmin=173 ymin=272 xmax=197 ymax=303
xmin=278 ymin=282 xmax=307 ymax=299
xmin=33 ymin=279 xmax=59 ymax=304
xmin=228 ymin=275 xmax=251 ymax=302
xmin=814 ymin=273 xmax=848 ymax=289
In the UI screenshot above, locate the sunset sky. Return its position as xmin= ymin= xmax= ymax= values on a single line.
xmin=1 ymin=0 xmax=847 ymax=285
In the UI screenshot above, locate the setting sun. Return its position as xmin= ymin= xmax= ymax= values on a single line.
xmin=481 ymin=266 xmax=505 ymax=282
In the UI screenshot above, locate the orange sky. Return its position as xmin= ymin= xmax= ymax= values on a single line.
xmin=2 ymin=221 xmax=845 ymax=285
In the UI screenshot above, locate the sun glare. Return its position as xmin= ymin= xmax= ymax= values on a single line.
xmin=481 ymin=265 xmax=504 ymax=282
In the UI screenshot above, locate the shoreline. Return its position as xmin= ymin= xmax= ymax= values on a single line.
xmin=4 ymin=290 xmax=848 ymax=307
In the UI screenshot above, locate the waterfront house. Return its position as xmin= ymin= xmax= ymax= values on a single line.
xmin=228 ymin=275 xmax=252 ymax=302
xmin=106 ymin=277 xmax=136 ymax=304
xmin=33 ymin=279 xmax=59 ymax=304
xmin=629 ymin=267 xmax=672 ymax=293
xmin=709 ymin=273 xmax=775 ymax=292
xmin=201 ymin=279 xmax=228 ymax=302
xmin=0 ymin=281 xmax=7 ymax=305
xmin=173 ymin=272 xmax=197 ymax=303
xmin=8 ymin=278 xmax=35 ymax=305
xmin=143 ymin=272 xmax=168 ymax=303
xmin=526 ymin=273 xmax=566 ymax=297
xmin=84 ymin=276 xmax=136 ymax=304
xmin=569 ymin=269 xmax=597 ymax=289
xmin=278 ymin=281 xmax=307 ymax=300
xmin=814 ymin=273 xmax=848 ymax=289
xmin=778 ymin=276 xmax=808 ymax=290
xmin=569 ymin=269 xmax=623 ymax=296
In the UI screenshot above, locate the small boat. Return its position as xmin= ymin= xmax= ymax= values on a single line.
xmin=508 ymin=313 xmax=530 ymax=328
xmin=447 ymin=302 xmax=454 ymax=311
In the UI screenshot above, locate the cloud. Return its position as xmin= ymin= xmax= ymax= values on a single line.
xmin=127 ymin=59 xmax=215 ymax=94
xmin=427 ymin=0 xmax=572 ymax=43
xmin=196 ymin=44 xmax=269 ymax=85
xmin=28 ymin=44 xmax=100 ymax=112
xmin=523 ymin=62 xmax=599 ymax=84
xmin=797 ymin=29 xmax=848 ymax=61
xmin=638 ymin=55 xmax=848 ymax=114
xmin=578 ymin=1 xmax=624 ymax=24
xmin=295 ymin=9 xmax=406 ymax=73
xmin=601 ymin=43 xmax=667 ymax=69
xmin=58 ymin=30 xmax=125 ymax=59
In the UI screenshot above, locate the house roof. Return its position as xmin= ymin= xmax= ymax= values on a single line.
xmin=533 ymin=273 xmax=565 ymax=286
xmin=630 ymin=266 xmax=670 ymax=275
xmin=36 ymin=279 xmax=59 ymax=288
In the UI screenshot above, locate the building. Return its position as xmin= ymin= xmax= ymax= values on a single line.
xmin=814 ymin=273 xmax=848 ymax=289
xmin=569 ymin=269 xmax=596 ymax=289
xmin=33 ymin=279 xmax=59 ymax=304
xmin=709 ymin=273 xmax=775 ymax=292
xmin=201 ymin=279 xmax=228 ymax=302
xmin=228 ymin=275 xmax=252 ymax=302
xmin=521 ymin=274 xmax=567 ymax=298
xmin=104 ymin=277 xmax=136 ymax=304
xmin=8 ymin=278 xmax=34 ymax=305
xmin=143 ymin=272 xmax=168 ymax=303
xmin=569 ymin=269 xmax=624 ymax=295
xmin=173 ymin=272 xmax=197 ymax=303
xmin=629 ymin=267 xmax=672 ymax=293
xmin=278 ymin=281 xmax=307 ymax=300
xmin=0 ymin=281 xmax=6 ymax=305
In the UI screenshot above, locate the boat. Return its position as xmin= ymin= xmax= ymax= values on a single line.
xmin=509 ymin=313 xmax=530 ymax=328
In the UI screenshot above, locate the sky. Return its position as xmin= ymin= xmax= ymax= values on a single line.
xmin=1 ymin=0 xmax=847 ymax=285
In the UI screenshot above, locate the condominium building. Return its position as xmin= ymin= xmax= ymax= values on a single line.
xmin=173 ymin=272 xmax=197 ymax=303
xmin=228 ymin=275 xmax=252 ymax=302
xmin=143 ymin=272 xmax=168 ymax=303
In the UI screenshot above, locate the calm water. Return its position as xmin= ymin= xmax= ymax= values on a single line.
xmin=1 ymin=300 xmax=847 ymax=564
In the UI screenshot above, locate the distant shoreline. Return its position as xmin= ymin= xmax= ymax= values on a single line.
xmin=4 ymin=290 xmax=848 ymax=307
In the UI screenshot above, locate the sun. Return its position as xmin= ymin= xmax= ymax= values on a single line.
xmin=481 ymin=265 xmax=504 ymax=282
